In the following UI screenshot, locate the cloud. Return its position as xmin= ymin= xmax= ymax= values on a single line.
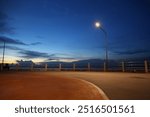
xmin=0 ymin=45 xmax=23 ymax=51
xmin=0 ymin=41 xmax=72 ymax=60
xmin=0 ymin=36 xmax=27 ymax=45
xmin=30 ymin=42 xmax=42 ymax=45
xmin=46 ymin=53 xmax=79 ymax=62
xmin=47 ymin=56 xmax=76 ymax=61
xmin=113 ymin=49 xmax=150 ymax=55
xmin=0 ymin=41 xmax=78 ymax=61
xmin=19 ymin=50 xmax=77 ymax=61
xmin=0 ymin=45 xmax=50 ymax=59
xmin=0 ymin=36 xmax=42 ymax=46
xmin=19 ymin=50 xmax=49 ymax=59
xmin=0 ymin=44 xmax=50 ymax=59
xmin=0 ymin=0 xmax=17 ymax=34
xmin=0 ymin=11 xmax=14 ymax=34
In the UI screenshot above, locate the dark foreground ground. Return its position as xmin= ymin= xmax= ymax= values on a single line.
xmin=0 ymin=71 xmax=150 ymax=100
xmin=0 ymin=71 xmax=107 ymax=100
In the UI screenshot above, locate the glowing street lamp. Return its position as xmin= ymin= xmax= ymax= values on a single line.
xmin=95 ymin=22 xmax=101 ymax=28
xmin=95 ymin=21 xmax=108 ymax=71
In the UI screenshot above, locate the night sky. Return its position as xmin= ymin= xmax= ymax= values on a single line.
xmin=0 ymin=0 xmax=150 ymax=63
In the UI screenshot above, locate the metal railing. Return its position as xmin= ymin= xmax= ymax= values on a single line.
xmin=1 ymin=60 xmax=149 ymax=73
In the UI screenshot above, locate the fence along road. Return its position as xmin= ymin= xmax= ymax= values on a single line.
xmin=4 ymin=60 xmax=150 ymax=73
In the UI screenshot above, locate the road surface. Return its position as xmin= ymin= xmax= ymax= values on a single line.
xmin=52 ymin=72 xmax=150 ymax=100
xmin=0 ymin=71 xmax=150 ymax=99
xmin=0 ymin=71 xmax=108 ymax=100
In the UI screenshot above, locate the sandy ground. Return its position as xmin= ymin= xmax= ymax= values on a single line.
xmin=0 ymin=72 xmax=107 ymax=100
xmin=51 ymin=72 xmax=150 ymax=100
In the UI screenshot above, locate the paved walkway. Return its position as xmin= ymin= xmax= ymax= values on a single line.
xmin=0 ymin=72 xmax=108 ymax=100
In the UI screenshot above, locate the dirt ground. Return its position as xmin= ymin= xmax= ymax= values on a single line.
xmin=0 ymin=71 xmax=107 ymax=100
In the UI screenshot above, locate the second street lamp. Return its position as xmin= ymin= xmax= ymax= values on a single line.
xmin=95 ymin=21 xmax=108 ymax=71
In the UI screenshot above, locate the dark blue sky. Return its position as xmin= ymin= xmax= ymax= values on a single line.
xmin=0 ymin=0 xmax=150 ymax=63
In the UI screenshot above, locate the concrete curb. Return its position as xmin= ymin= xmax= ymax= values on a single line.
xmin=78 ymin=79 xmax=109 ymax=100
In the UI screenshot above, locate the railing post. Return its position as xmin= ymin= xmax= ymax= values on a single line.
xmin=45 ymin=64 xmax=48 ymax=71
xmin=31 ymin=63 xmax=34 ymax=71
xmin=0 ymin=64 xmax=3 ymax=71
xmin=88 ymin=63 xmax=90 ymax=71
xmin=122 ymin=61 xmax=125 ymax=72
xmin=73 ymin=63 xmax=76 ymax=71
xmin=16 ymin=64 xmax=19 ymax=71
xmin=59 ymin=63 xmax=61 ymax=71
xmin=104 ymin=62 xmax=106 ymax=72
xmin=144 ymin=60 xmax=148 ymax=73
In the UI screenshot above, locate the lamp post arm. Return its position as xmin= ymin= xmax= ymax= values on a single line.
xmin=100 ymin=27 xmax=107 ymax=36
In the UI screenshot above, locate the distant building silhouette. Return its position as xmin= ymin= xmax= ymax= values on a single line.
xmin=16 ymin=60 xmax=34 ymax=66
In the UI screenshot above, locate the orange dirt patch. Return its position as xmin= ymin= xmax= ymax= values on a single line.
xmin=0 ymin=72 xmax=107 ymax=100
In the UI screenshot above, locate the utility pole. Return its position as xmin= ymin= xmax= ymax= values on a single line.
xmin=1 ymin=41 xmax=6 ymax=71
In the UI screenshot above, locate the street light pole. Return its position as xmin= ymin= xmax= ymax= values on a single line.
xmin=1 ymin=41 xmax=6 ymax=71
xmin=95 ymin=22 xmax=108 ymax=71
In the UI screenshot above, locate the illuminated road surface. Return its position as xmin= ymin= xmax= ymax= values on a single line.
xmin=52 ymin=72 xmax=150 ymax=100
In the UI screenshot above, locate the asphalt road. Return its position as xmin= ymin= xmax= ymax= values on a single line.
xmin=51 ymin=72 xmax=150 ymax=100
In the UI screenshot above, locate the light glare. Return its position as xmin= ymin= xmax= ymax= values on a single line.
xmin=95 ymin=22 xmax=101 ymax=28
